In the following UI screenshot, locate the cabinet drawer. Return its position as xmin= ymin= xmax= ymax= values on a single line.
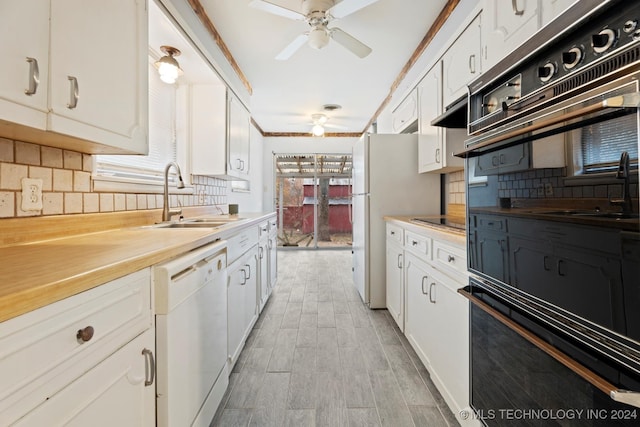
xmin=0 ymin=269 xmax=151 ymax=424
xmin=405 ymin=230 xmax=431 ymax=258
xmin=258 ymin=221 xmax=269 ymax=239
xmin=386 ymin=223 xmax=404 ymax=245
xmin=433 ymin=240 xmax=467 ymax=280
xmin=473 ymin=215 xmax=507 ymax=232
xmin=227 ymin=226 xmax=259 ymax=264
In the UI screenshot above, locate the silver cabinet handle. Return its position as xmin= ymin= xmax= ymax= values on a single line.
xmin=259 ymin=246 xmax=264 ymax=259
xmin=412 ymin=240 xmax=418 ymax=246
xmin=435 ymin=148 xmax=441 ymax=163
xmin=67 ymin=76 xmax=79 ymax=109
xmin=447 ymin=255 xmax=455 ymax=263
xmin=25 ymin=57 xmax=39 ymax=95
xmin=512 ymin=0 xmax=524 ymax=16
xmin=390 ymin=231 xmax=395 ymax=235
xmin=429 ymin=283 xmax=436 ymax=303
xmin=240 ymin=269 xmax=247 ymax=285
xmin=421 ymin=276 xmax=428 ymax=295
xmin=469 ymin=54 xmax=476 ymax=74
xmin=142 ymin=348 xmax=155 ymax=386
xmin=245 ymin=263 xmax=251 ymax=280
xmin=397 ymin=253 xmax=402 ymax=269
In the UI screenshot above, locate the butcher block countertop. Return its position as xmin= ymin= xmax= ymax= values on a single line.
xmin=0 ymin=210 xmax=274 ymax=323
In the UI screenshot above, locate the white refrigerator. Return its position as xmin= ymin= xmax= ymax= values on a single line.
xmin=352 ymin=133 xmax=440 ymax=308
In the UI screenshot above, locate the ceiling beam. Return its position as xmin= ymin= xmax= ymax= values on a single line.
xmin=362 ymin=0 xmax=461 ymax=133
xmin=263 ymin=132 xmax=363 ymax=138
xmin=186 ymin=0 xmax=253 ymax=95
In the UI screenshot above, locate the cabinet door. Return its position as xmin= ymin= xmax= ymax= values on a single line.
xmin=442 ymin=14 xmax=481 ymax=107
xmin=268 ymin=230 xmax=278 ymax=292
xmin=0 ymin=0 xmax=49 ymax=128
xmin=404 ymin=252 xmax=434 ymax=369
xmin=258 ymin=239 xmax=269 ymax=312
xmin=510 ymin=236 xmax=624 ymax=332
xmin=244 ymin=249 xmax=259 ymax=332
xmin=426 ymin=273 xmax=470 ymax=414
xmin=391 ymin=89 xmax=418 ymax=133
xmin=472 ymin=229 xmax=509 ymax=283
xmin=15 ymin=329 xmax=155 ymax=427
xmin=227 ymin=258 xmax=247 ymax=366
xmin=483 ymin=0 xmax=541 ymax=70
xmin=49 ymin=0 xmax=148 ymax=154
xmin=189 ymin=84 xmax=227 ymax=176
xmin=386 ymin=241 xmax=404 ymax=331
xmin=541 ymin=0 xmax=576 ymax=27
xmin=227 ymin=93 xmax=250 ymax=175
xmin=474 ymin=143 xmax=530 ymax=176
xmin=418 ymin=63 xmax=443 ymax=173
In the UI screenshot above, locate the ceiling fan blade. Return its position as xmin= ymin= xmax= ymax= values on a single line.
xmin=249 ymin=0 xmax=304 ymax=20
xmin=330 ymin=27 xmax=372 ymax=58
xmin=328 ymin=0 xmax=380 ymax=19
xmin=275 ymin=33 xmax=309 ymax=60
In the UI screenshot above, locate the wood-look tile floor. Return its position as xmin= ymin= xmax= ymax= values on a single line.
xmin=211 ymin=249 xmax=460 ymax=427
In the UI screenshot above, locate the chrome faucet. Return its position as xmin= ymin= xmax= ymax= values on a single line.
xmin=610 ymin=151 xmax=633 ymax=214
xmin=163 ymin=161 xmax=185 ymax=222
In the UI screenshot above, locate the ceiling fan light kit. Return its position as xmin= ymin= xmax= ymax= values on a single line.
xmin=250 ymin=0 xmax=377 ymax=60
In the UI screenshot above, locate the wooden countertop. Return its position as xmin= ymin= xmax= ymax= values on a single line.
xmin=0 ymin=212 xmax=275 ymax=323
xmin=384 ymin=215 xmax=466 ymax=245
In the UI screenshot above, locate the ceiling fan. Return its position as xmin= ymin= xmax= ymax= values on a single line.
xmin=249 ymin=0 xmax=379 ymax=60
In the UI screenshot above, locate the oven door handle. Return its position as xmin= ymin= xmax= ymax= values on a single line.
xmin=456 ymin=92 xmax=640 ymax=158
xmin=458 ymin=287 xmax=640 ymax=409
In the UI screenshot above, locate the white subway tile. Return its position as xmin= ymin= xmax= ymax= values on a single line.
xmin=41 ymin=146 xmax=63 ymax=168
xmin=64 ymin=193 xmax=83 ymax=214
xmin=0 ymin=191 xmax=15 ymax=217
xmin=0 ymin=139 xmax=13 ymax=162
xmin=42 ymin=192 xmax=63 ymax=215
xmin=53 ymin=169 xmax=73 ymax=191
xmin=1 ymin=163 xmax=28 ymax=190
xmin=63 ymin=150 xmax=82 ymax=170
xmin=83 ymin=193 xmax=99 ymax=213
xmin=73 ymin=171 xmax=91 ymax=192
xmin=15 ymin=141 xmax=40 ymax=165
xmin=29 ymin=166 xmax=53 ymax=191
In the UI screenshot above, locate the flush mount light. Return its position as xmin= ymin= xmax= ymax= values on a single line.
xmin=311 ymin=124 xmax=325 ymax=136
xmin=154 ymin=45 xmax=183 ymax=84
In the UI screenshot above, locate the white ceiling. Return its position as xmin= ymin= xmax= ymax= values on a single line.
xmin=187 ymin=0 xmax=449 ymax=134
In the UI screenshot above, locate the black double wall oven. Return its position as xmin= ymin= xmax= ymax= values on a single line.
xmin=458 ymin=0 xmax=640 ymax=425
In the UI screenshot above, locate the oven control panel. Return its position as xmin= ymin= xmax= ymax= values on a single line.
xmin=468 ymin=0 xmax=640 ymax=135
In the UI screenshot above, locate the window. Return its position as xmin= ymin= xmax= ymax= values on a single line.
xmin=579 ymin=113 xmax=639 ymax=174
xmin=94 ymin=58 xmax=181 ymax=188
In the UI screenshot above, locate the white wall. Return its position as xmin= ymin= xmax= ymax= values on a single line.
xmin=262 ymin=136 xmax=358 ymax=211
xmin=227 ymin=124 xmax=264 ymax=213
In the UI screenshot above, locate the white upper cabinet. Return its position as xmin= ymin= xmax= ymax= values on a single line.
xmin=418 ymin=63 xmax=443 ymax=173
xmin=541 ymin=0 xmax=576 ymax=27
xmin=0 ymin=0 xmax=50 ymax=129
xmin=49 ymin=0 xmax=148 ymax=154
xmin=482 ymin=0 xmax=541 ymax=71
xmin=442 ymin=13 xmax=482 ymax=108
xmin=418 ymin=62 xmax=465 ymax=174
xmin=227 ymin=92 xmax=251 ymax=177
xmin=0 ymin=0 xmax=148 ymax=155
xmin=391 ymin=89 xmax=418 ymax=134
xmin=187 ymin=84 xmax=252 ymax=181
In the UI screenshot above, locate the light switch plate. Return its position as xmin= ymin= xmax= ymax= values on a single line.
xmin=21 ymin=178 xmax=43 ymax=211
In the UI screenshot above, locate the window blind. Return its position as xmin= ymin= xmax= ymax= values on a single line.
xmin=580 ymin=113 xmax=638 ymax=174
xmin=96 ymin=60 xmax=177 ymax=182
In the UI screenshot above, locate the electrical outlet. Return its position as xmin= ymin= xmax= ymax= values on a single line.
xmin=544 ymin=182 xmax=554 ymax=196
xmin=198 ymin=190 xmax=206 ymax=205
xmin=21 ymin=178 xmax=43 ymax=211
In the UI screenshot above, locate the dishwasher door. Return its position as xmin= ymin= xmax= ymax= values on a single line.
xmin=154 ymin=240 xmax=227 ymax=427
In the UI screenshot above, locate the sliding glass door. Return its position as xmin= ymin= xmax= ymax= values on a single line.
xmin=274 ymin=154 xmax=352 ymax=249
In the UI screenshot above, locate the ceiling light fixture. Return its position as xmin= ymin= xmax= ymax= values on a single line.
xmin=311 ymin=124 xmax=325 ymax=136
xmin=311 ymin=113 xmax=328 ymax=136
xmin=154 ymin=45 xmax=183 ymax=84
xmin=307 ymin=27 xmax=330 ymax=50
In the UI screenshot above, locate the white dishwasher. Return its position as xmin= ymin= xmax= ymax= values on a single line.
xmin=154 ymin=240 xmax=227 ymax=427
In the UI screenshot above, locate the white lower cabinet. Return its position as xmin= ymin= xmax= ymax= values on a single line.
xmin=386 ymin=239 xmax=404 ymax=331
xmin=268 ymin=218 xmax=278 ymax=294
xmin=227 ymin=244 xmax=259 ymax=369
xmin=0 ymin=268 xmax=154 ymax=426
xmin=386 ymin=220 xmax=477 ymax=425
xmin=14 ymin=328 xmax=155 ymax=427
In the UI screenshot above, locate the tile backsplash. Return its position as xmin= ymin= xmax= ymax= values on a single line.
xmin=0 ymin=138 xmax=227 ymax=218
xmin=447 ymin=170 xmax=465 ymax=206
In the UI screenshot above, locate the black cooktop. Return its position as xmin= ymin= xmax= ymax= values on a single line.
xmin=411 ymin=217 xmax=466 ymax=231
